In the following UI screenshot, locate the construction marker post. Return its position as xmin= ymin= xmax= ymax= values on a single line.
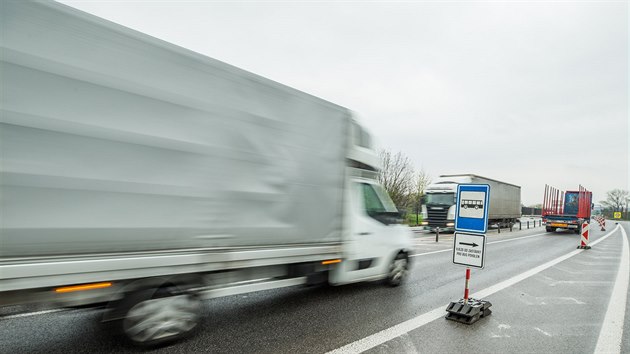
xmin=464 ymin=268 xmax=471 ymax=300
xmin=601 ymin=217 xmax=606 ymax=232
xmin=577 ymin=221 xmax=591 ymax=249
xmin=445 ymin=184 xmax=492 ymax=325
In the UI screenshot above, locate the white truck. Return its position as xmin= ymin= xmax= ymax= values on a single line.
xmin=0 ymin=1 xmax=413 ymax=346
xmin=421 ymin=174 xmax=521 ymax=232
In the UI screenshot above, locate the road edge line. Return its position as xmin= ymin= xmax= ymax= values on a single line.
xmin=328 ymin=225 xmax=621 ymax=354
xmin=594 ymin=224 xmax=628 ymax=354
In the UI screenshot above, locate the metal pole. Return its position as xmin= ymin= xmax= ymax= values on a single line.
xmin=435 ymin=227 xmax=440 ymax=242
xmin=543 ymin=185 xmax=548 ymax=216
xmin=527 ymin=221 xmax=530 ymax=229
xmin=464 ymin=268 xmax=471 ymax=301
xmin=519 ymin=221 xmax=522 ymax=230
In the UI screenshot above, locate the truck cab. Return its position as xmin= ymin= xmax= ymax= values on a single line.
xmin=331 ymin=118 xmax=414 ymax=286
xmin=421 ymin=179 xmax=460 ymax=232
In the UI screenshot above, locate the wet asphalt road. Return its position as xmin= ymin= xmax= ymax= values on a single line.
xmin=1 ymin=221 xmax=628 ymax=354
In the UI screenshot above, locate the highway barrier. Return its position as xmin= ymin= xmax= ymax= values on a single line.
xmin=595 ymin=215 xmax=607 ymax=231
xmin=577 ymin=221 xmax=591 ymax=249
xmin=518 ymin=219 xmax=542 ymax=230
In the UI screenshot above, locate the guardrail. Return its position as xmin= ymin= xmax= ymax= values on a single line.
xmin=494 ymin=218 xmax=542 ymax=234
xmin=517 ymin=219 xmax=542 ymax=230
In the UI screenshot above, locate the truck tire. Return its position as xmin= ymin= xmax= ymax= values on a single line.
xmin=386 ymin=252 xmax=409 ymax=287
xmin=546 ymin=226 xmax=554 ymax=233
xmin=119 ymin=285 xmax=201 ymax=347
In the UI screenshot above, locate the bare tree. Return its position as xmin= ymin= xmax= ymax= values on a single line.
xmin=378 ymin=149 xmax=416 ymax=212
xmin=601 ymin=189 xmax=629 ymax=214
xmin=411 ymin=169 xmax=432 ymax=224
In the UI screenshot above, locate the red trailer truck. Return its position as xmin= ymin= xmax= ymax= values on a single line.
xmin=542 ymin=185 xmax=592 ymax=234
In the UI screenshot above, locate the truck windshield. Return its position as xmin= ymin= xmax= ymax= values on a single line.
xmin=359 ymin=183 xmax=401 ymax=224
xmin=425 ymin=193 xmax=455 ymax=205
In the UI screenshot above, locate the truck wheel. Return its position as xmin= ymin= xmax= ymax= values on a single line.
xmin=120 ymin=286 xmax=201 ymax=347
xmin=546 ymin=227 xmax=554 ymax=232
xmin=386 ymin=253 xmax=409 ymax=287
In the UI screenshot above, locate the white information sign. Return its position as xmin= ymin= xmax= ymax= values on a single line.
xmin=452 ymin=232 xmax=486 ymax=269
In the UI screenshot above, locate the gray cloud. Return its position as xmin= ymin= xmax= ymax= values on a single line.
xmin=60 ymin=0 xmax=628 ymax=205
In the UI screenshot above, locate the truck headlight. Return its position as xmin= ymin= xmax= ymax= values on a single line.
xmin=447 ymin=205 xmax=456 ymax=220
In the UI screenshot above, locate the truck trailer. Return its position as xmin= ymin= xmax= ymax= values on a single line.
xmin=421 ymin=174 xmax=521 ymax=232
xmin=542 ymin=184 xmax=592 ymax=234
xmin=0 ymin=1 xmax=413 ymax=346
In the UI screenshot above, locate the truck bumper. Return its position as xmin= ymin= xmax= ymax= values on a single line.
xmin=547 ymin=222 xmax=579 ymax=229
xmin=425 ymin=222 xmax=455 ymax=233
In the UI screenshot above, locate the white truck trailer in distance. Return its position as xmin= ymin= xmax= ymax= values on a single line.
xmin=0 ymin=1 xmax=413 ymax=346
xmin=422 ymin=174 xmax=521 ymax=232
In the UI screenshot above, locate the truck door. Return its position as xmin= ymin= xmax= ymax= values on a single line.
xmin=336 ymin=181 xmax=399 ymax=283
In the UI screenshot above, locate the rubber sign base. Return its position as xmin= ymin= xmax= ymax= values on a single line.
xmin=577 ymin=245 xmax=591 ymax=250
xmin=445 ymin=298 xmax=492 ymax=325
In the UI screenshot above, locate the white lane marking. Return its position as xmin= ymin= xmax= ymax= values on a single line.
xmin=534 ymin=327 xmax=552 ymax=337
xmin=409 ymin=249 xmax=450 ymax=257
xmin=0 ymin=308 xmax=67 ymax=320
xmin=411 ymin=232 xmax=547 ymax=257
xmin=485 ymin=232 xmax=547 ymax=245
xmin=328 ymin=225 xmax=621 ymax=354
xmin=594 ymin=225 xmax=629 ymax=354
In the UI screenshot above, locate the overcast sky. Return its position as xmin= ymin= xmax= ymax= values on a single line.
xmin=60 ymin=0 xmax=628 ymax=206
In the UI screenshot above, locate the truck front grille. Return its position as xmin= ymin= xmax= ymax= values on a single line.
xmin=427 ymin=207 xmax=448 ymax=227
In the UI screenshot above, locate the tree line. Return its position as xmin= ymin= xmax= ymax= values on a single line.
xmin=600 ymin=189 xmax=629 ymax=219
xmin=377 ymin=149 xmax=430 ymax=218
xmin=377 ymin=148 xmax=629 ymax=221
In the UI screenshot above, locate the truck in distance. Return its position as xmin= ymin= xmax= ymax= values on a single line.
xmin=0 ymin=1 xmax=413 ymax=347
xmin=542 ymin=184 xmax=592 ymax=234
xmin=421 ymin=174 xmax=521 ymax=232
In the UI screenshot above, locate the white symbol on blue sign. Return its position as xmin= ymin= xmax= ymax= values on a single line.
xmin=455 ymin=184 xmax=490 ymax=234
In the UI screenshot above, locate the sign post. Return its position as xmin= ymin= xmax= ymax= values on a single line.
xmin=445 ymin=184 xmax=492 ymax=324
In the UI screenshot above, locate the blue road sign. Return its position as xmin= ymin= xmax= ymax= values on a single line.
xmin=455 ymin=184 xmax=490 ymax=234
